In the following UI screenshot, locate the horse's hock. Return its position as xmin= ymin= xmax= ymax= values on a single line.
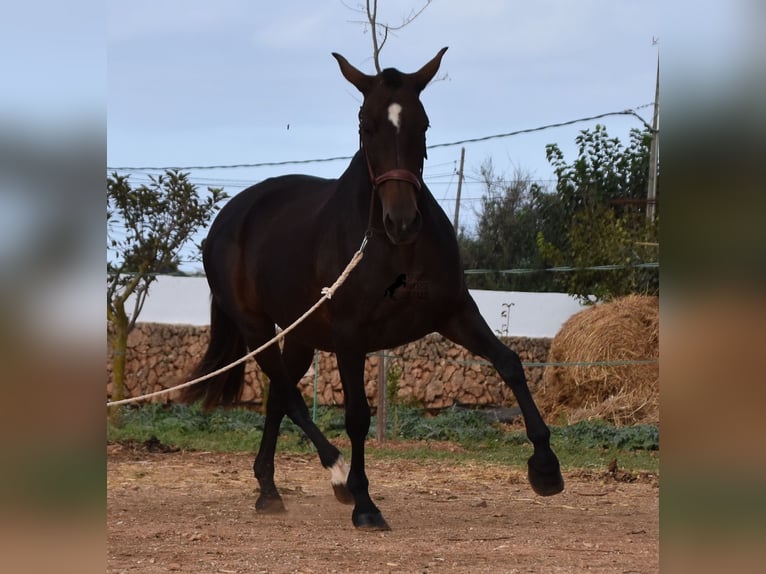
xmin=107 ymin=324 xmax=551 ymax=410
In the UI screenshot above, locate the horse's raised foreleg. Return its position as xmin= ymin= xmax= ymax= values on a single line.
xmin=440 ymin=301 xmax=564 ymax=497
xmin=336 ymin=350 xmax=390 ymax=531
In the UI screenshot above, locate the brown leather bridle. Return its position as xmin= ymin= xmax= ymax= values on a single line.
xmin=361 ymin=136 xmax=423 ymax=192
xmin=370 ymin=166 xmax=422 ymax=191
xmin=360 ymin=141 xmax=423 ymax=238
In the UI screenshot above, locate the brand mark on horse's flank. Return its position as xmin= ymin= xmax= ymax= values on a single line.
xmin=387 ymin=103 xmax=402 ymax=132
xmin=384 ymin=273 xmax=407 ymax=299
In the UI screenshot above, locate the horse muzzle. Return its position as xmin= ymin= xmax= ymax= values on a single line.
xmin=383 ymin=208 xmax=422 ymax=245
xmin=375 ymin=169 xmax=423 ymax=245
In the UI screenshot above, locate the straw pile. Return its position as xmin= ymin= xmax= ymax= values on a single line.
xmin=539 ymin=295 xmax=659 ymax=426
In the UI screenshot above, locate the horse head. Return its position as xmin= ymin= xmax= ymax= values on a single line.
xmin=332 ymin=48 xmax=448 ymax=245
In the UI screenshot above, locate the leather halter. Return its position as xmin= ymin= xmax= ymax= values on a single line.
xmin=372 ymin=167 xmax=422 ymax=191
xmin=360 ymin=142 xmax=423 ymax=238
xmin=361 ymin=141 xmax=423 ymax=192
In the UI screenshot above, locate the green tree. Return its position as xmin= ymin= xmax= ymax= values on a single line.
xmin=459 ymin=161 xmax=561 ymax=291
xmin=538 ymin=125 xmax=659 ymax=303
xmin=107 ymin=170 xmax=227 ymax=418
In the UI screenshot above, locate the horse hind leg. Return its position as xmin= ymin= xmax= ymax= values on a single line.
xmin=251 ymin=362 xmax=289 ymax=513
xmin=244 ymin=325 xmax=292 ymax=513
xmin=279 ymin=341 xmax=353 ymax=505
xmin=251 ymin=333 xmax=350 ymax=513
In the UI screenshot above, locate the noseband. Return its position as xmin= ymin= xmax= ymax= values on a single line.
xmin=361 ymin=143 xmax=422 ymax=192
xmin=372 ymin=167 xmax=422 ymax=191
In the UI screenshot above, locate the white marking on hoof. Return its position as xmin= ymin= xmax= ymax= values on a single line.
xmin=329 ymin=456 xmax=350 ymax=486
xmin=388 ymin=102 xmax=402 ymax=132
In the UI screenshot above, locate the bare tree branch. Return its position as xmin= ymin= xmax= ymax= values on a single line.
xmin=348 ymin=0 xmax=432 ymax=72
xmin=365 ymin=0 xmax=381 ymax=72
xmin=384 ymin=0 xmax=432 ymax=32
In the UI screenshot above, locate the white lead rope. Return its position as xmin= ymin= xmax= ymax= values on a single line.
xmin=107 ymin=238 xmax=368 ymax=408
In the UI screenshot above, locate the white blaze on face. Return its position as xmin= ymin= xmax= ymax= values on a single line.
xmin=388 ymin=102 xmax=403 ymax=132
xmin=329 ymin=455 xmax=350 ymax=486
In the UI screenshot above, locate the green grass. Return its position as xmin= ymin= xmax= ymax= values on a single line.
xmin=108 ymin=403 xmax=659 ymax=473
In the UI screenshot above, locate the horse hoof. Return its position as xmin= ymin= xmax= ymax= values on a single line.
xmin=527 ymin=454 xmax=565 ymax=497
xmin=333 ymin=483 xmax=355 ymax=505
xmin=255 ymin=495 xmax=287 ymax=514
xmin=353 ymin=511 xmax=391 ymax=531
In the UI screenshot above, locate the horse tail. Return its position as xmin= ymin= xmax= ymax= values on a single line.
xmin=181 ymin=298 xmax=247 ymax=410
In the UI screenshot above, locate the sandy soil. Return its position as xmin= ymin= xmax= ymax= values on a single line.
xmin=107 ymin=444 xmax=658 ymax=573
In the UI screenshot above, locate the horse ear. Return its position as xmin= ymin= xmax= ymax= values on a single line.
xmin=411 ymin=47 xmax=448 ymax=92
xmin=332 ymin=52 xmax=375 ymax=95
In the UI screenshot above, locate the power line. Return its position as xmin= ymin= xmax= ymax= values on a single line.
xmin=464 ymin=262 xmax=659 ymax=275
xmin=427 ymin=108 xmax=654 ymax=150
xmin=108 ymin=154 xmax=353 ymax=173
xmin=107 ymin=106 xmax=653 ymax=172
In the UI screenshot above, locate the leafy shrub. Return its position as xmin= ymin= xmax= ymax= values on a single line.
xmin=553 ymin=420 xmax=659 ymax=451
xmin=109 ymin=404 xmax=658 ymax=454
xmin=382 ymin=406 xmax=503 ymax=443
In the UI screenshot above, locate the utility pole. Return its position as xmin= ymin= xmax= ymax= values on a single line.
xmin=376 ymin=351 xmax=387 ymax=442
xmin=452 ymin=147 xmax=465 ymax=231
xmin=647 ymin=50 xmax=659 ymax=221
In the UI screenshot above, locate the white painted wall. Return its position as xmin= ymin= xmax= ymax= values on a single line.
xmin=469 ymin=290 xmax=586 ymax=338
xmin=132 ymin=276 xmax=586 ymax=338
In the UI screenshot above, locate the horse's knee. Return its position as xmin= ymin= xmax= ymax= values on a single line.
xmin=344 ymin=402 xmax=371 ymax=440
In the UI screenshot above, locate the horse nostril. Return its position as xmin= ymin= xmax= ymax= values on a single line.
xmin=383 ymin=214 xmax=395 ymax=234
xmin=383 ymin=209 xmax=421 ymax=243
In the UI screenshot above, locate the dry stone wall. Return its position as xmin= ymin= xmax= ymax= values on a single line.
xmin=107 ymin=323 xmax=551 ymax=409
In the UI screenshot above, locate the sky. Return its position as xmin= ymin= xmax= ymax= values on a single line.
xmin=107 ymin=0 xmax=660 ymax=271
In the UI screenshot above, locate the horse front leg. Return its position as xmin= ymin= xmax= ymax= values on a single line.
xmin=441 ymin=300 xmax=564 ymax=497
xmin=336 ymin=350 xmax=390 ymax=531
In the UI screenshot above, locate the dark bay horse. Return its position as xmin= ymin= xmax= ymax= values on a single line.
xmin=183 ymin=48 xmax=564 ymax=530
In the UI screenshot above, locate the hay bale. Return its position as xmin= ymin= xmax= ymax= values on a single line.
xmin=539 ymin=295 xmax=659 ymax=426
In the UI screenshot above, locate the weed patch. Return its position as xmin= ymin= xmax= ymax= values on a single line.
xmin=108 ymin=403 xmax=659 ymax=473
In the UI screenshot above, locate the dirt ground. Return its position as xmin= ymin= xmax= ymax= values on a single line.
xmin=107 ymin=443 xmax=658 ymax=574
